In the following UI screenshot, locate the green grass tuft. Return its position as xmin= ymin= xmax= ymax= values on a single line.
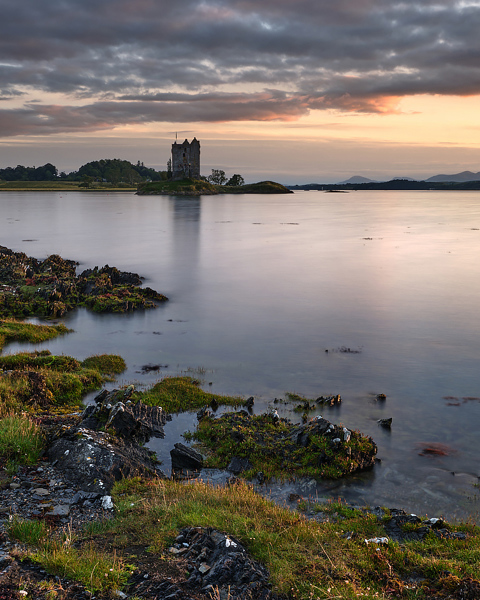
xmin=0 ymin=318 xmax=71 ymax=350
xmin=135 ymin=376 xmax=244 ymax=413
xmin=81 ymin=354 xmax=126 ymax=375
xmin=0 ymin=414 xmax=44 ymax=473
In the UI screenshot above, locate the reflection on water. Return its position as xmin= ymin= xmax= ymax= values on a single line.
xmin=2 ymin=190 xmax=480 ymax=521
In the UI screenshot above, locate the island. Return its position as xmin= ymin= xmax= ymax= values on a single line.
xmin=137 ymin=178 xmax=293 ymax=195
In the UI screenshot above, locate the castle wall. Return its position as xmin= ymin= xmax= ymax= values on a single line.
xmin=171 ymin=138 xmax=200 ymax=179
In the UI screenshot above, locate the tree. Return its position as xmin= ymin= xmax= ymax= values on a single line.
xmin=207 ymin=169 xmax=227 ymax=185
xmin=226 ymin=174 xmax=245 ymax=186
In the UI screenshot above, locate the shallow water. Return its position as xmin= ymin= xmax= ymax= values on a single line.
xmin=2 ymin=189 xmax=480 ymax=521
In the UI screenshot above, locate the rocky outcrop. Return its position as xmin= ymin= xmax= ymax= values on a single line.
xmin=47 ymin=426 xmax=164 ymax=493
xmin=46 ymin=387 xmax=167 ymax=493
xmin=173 ymin=527 xmax=279 ymax=599
xmin=0 ymin=245 xmax=167 ymax=318
xmin=194 ymin=411 xmax=377 ymax=481
xmin=81 ymin=387 xmax=168 ymax=443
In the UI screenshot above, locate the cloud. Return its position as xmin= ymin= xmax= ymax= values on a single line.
xmin=1 ymin=0 xmax=480 ymax=136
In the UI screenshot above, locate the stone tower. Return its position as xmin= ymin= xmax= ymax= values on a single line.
xmin=171 ymin=137 xmax=200 ymax=179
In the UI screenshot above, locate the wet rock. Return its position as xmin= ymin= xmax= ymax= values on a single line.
xmin=170 ymin=443 xmax=204 ymax=471
xmin=378 ymin=418 xmax=392 ymax=428
xmin=227 ymin=456 xmax=253 ymax=475
xmin=245 ymin=396 xmax=255 ymax=409
xmin=290 ymin=417 xmax=332 ymax=446
xmin=316 ymin=394 xmax=341 ymax=406
xmin=197 ymin=405 xmax=212 ymax=420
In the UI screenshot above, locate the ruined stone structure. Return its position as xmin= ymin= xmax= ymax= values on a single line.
xmin=171 ymin=137 xmax=200 ymax=179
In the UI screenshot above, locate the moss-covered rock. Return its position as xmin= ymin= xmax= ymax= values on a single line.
xmin=192 ymin=411 xmax=377 ymax=481
xmin=0 ymin=245 xmax=167 ymax=318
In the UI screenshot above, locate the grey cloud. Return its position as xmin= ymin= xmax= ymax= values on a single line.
xmin=1 ymin=0 xmax=480 ymax=136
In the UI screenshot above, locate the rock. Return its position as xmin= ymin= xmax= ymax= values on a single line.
xmin=245 ymin=397 xmax=255 ymax=409
xmin=378 ymin=418 xmax=392 ymax=428
xmin=71 ymin=491 xmax=101 ymax=505
xmin=51 ymin=504 xmax=71 ymax=517
xmin=47 ymin=426 xmax=165 ymax=493
xmin=227 ymin=456 xmax=253 ymax=475
xmin=256 ymin=471 xmax=266 ymax=484
xmin=269 ymin=408 xmax=279 ymax=422
xmin=101 ymin=495 xmax=114 ymax=510
xmin=170 ymin=443 xmax=204 ymax=471
xmin=365 ymin=537 xmax=389 ymax=545
xmin=197 ymin=406 xmax=212 ymax=420
xmin=81 ymin=388 xmax=167 ymax=444
xmin=376 ymin=393 xmax=387 ymax=401
xmin=32 ymin=488 xmax=50 ymax=496
xmin=290 ymin=417 xmax=332 ymax=446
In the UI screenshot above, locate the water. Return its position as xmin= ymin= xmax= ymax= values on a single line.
xmin=2 ymin=189 xmax=480 ymax=521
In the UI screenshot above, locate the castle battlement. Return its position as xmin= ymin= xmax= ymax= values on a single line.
xmin=171 ymin=137 xmax=200 ymax=180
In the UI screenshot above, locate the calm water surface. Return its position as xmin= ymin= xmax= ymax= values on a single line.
xmin=2 ymin=189 xmax=480 ymax=521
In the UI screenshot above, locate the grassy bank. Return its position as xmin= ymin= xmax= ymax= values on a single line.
xmin=0 ymin=318 xmax=70 ymax=350
xmin=0 ymin=180 xmax=136 ymax=191
xmin=134 ymin=375 xmax=245 ymax=413
xmin=7 ymin=477 xmax=480 ymax=598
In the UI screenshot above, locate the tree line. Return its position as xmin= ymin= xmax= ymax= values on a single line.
xmin=0 ymin=160 xmax=245 ymax=187
xmin=0 ymin=159 xmax=167 ymax=185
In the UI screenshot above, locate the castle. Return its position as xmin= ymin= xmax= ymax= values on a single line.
xmin=171 ymin=137 xmax=200 ymax=179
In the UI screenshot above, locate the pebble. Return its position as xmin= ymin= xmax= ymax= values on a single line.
xmin=0 ymin=461 xmax=114 ymax=540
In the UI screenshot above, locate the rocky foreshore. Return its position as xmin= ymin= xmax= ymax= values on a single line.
xmin=0 ymin=245 xmax=167 ymax=318
xmin=1 ymin=383 xmax=478 ymax=599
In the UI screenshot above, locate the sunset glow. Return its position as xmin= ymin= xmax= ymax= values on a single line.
xmin=1 ymin=0 xmax=480 ymax=183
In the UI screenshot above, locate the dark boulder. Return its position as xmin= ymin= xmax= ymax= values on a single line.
xmin=227 ymin=456 xmax=253 ymax=475
xmin=170 ymin=443 xmax=204 ymax=471
xmin=46 ymin=427 xmax=165 ymax=494
xmin=176 ymin=527 xmax=279 ymax=600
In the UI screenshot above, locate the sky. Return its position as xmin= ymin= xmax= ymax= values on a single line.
xmin=1 ymin=0 xmax=480 ymax=184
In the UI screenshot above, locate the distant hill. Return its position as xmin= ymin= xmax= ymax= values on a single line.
xmin=426 ymin=170 xmax=480 ymax=183
xmin=337 ymin=175 xmax=377 ymax=184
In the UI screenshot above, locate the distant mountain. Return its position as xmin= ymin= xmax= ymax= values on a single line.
xmin=337 ymin=175 xmax=378 ymax=184
xmin=426 ymin=170 xmax=480 ymax=183
xmin=392 ymin=176 xmax=417 ymax=181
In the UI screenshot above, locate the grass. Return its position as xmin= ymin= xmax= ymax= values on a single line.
xmin=0 ymin=413 xmax=44 ymax=474
xmin=6 ymin=517 xmax=131 ymax=594
xmin=0 ymin=349 xmax=125 ymax=411
xmin=137 ymin=178 xmax=219 ymax=195
xmin=53 ymin=477 xmax=477 ymax=599
xmin=134 ymin=376 xmax=244 ymax=413
xmin=0 ymin=180 xmax=136 ymax=191
xmin=191 ymin=410 xmax=377 ymax=481
xmin=81 ymin=354 xmax=126 ymax=375
xmin=0 ymin=318 xmax=71 ymax=350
